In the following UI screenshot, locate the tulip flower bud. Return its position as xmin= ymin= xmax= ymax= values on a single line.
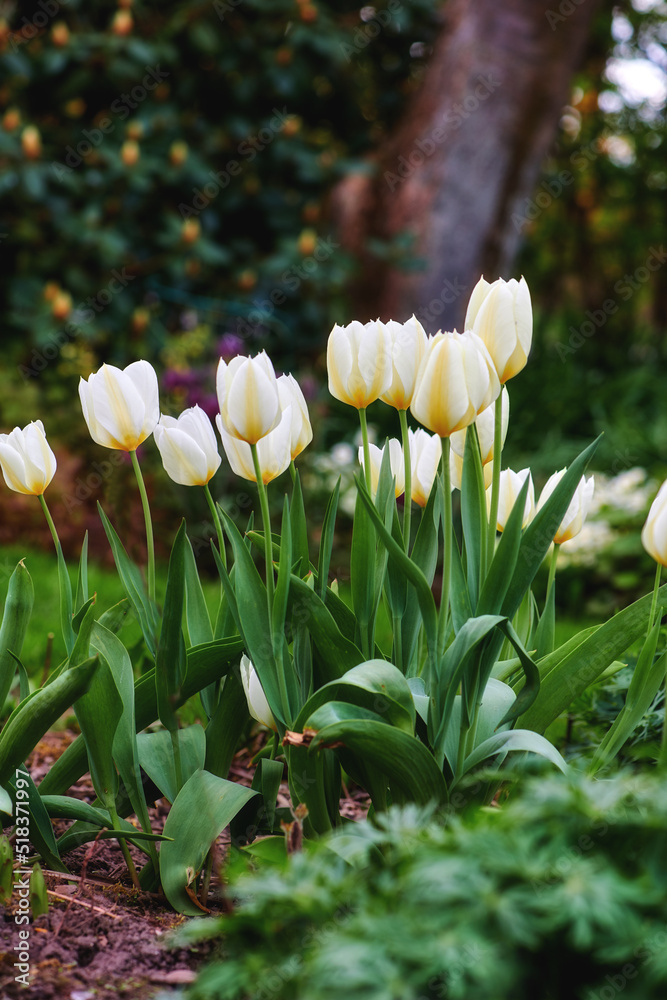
xmin=450 ymin=387 xmax=510 ymax=465
xmin=79 ymin=361 xmax=159 ymax=451
xmin=217 ymin=352 xmax=281 ymax=445
xmin=240 ymin=655 xmax=277 ymax=731
xmin=277 ymin=374 xmax=313 ymax=460
xmin=538 ymin=470 xmax=594 ymax=544
xmin=488 ymin=468 xmax=534 ymax=531
xmin=379 ymin=316 xmax=428 ymax=411
xmin=358 ymin=439 xmax=404 ymax=499
xmin=410 ymin=330 xmax=500 ymax=438
xmin=21 ymin=126 xmax=42 ymax=160
xmin=466 ymin=276 xmax=532 ymax=384
xmin=216 ymin=406 xmax=292 ymax=485
xmin=327 ymin=319 xmax=393 ymax=410
xmin=642 ymin=481 xmax=667 ymax=566
xmin=408 ymin=428 xmax=442 ymax=507
xmin=0 ymin=421 xmax=57 ymax=496
xmin=154 ymin=406 xmax=221 ymax=487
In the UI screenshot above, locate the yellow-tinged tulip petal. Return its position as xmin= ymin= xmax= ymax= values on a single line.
xmin=451 ymin=451 xmax=495 ymax=492
xmin=154 ymin=405 xmax=221 ymax=486
xmin=450 ymin=386 xmax=510 ymax=465
xmin=487 ymin=468 xmax=534 ymax=531
xmin=216 ymin=406 xmax=292 ymax=485
xmin=464 ymin=276 xmax=493 ymax=330
xmin=79 ymin=361 xmax=159 ymax=451
xmin=410 ymin=330 xmax=500 ymax=438
xmin=0 ymin=420 xmax=56 ymax=496
xmin=642 ymin=480 xmax=667 ymax=566
xmin=358 ymin=439 xmax=405 ymax=499
xmin=379 ymin=316 xmax=428 ymax=410
xmin=327 ymin=319 xmax=393 ymax=409
xmin=468 ymin=276 xmax=532 ymax=383
xmin=277 ymin=374 xmax=313 ymax=460
xmin=538 ymin=470 xmax=594 ymax=544
xmin=409 ymin=428 xmax=442 ymax=506
xmin=216 ymin=352 xmax=281 ymax=444
xmin=240 ymin=654 xmax=276 ymax=730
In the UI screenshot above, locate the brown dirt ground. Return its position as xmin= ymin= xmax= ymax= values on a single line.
xmin=1 ymin=729 xmax=370 ymax=999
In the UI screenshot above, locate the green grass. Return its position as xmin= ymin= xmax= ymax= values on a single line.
xmin=0 ymin=544 xmax=222 ymax=681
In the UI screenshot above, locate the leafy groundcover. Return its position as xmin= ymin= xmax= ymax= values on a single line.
xmin=179 ymin=768 xmax=667 ymax=1000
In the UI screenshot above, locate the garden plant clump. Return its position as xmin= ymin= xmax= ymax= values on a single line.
xmin=1 ymin=275 xmax=667 ymax=992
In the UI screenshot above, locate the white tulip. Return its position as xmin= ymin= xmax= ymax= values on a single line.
xmin=217 ymin=351 xmax=281 ymax=444
xmin=79 ymin=361 xmax=159 ymax=451
xmin=466 ymin=276 xmax=532 ymax=384
xmin=277 ymin=374 xmax=313 ymax=460
xmin=240 ymin=654 xmax=276 ymax=731
xmin=358 ymin=439 xmax=405 ymax=499
xmin=327 ymin=319 xmax=393 ymax=409
xmin=450 ymin=387 xmax=510 ymax=465
xmin=0 ymin=420 xmax=57 ymax=496
xmin=154 ymin=406 xmax=221 ymax=486
xmin=488 ymin=468 xmax=535 ymax=531
xmin=216 ymin=406 xmax=292 ymax=484
xmin=379 ymin=316 xmax=428 ymax=410
xmin=538 ymin=470 xmax=595 ymax=544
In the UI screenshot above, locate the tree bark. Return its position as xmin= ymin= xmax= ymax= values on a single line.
xmin=332 ymin=0 xmax=601 ymax=330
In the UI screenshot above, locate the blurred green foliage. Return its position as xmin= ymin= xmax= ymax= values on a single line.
xmin=0 ymin=0 xmax=438 ymax=380
xmin=183 ymin=772 xmax=667 ymax=1000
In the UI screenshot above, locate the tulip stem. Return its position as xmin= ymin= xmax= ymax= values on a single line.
xmin=251 ymin=445 xmax=274 ymax=607
xmin=130 ymin=450 xmax=155 ymax=605
xmin=38 ymin=493 xmax=62 ymax=556
xmin=649 ymin=561 xmax=662 ymax=632
xmin=547 ymin=543 xmax=559 ymax=600
xmin=359 ymin=408 xmax=372 ymax=495
xmin=204 ymin=483 xmax=226 ymax=569
xmin=399 ymin=408 xmax=412 ymax=552
xmin=108 ymin=803 xmax=141 ymax=890
xmin=438 ymin=437 xmax=452 ymax=659
xmin=486 ymin=393 xmax=504 ymax=573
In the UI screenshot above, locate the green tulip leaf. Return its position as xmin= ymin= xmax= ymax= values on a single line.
xmin=0 ymin=560 xmax=34 ymax=710
xmin=137 ymin=725 xmax=206 ymax=804
xmin=160 ymin=769 xmax=257 ymax=915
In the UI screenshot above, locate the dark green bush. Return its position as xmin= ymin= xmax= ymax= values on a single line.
xmin=182 ymin=770 xmax=667 ymax=1000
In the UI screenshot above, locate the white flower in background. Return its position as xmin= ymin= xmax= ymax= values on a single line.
xmin=450 ymin=386 xmax=510 ymax=465
xmin=0 ymin=420 xmax=57 ymax=496
xmin=154 ymin=406 xmax=221 ymax=486
xmin=409 ymin=428 xmax=442 ymax=507
xmin=217 ymin=406 xmax=292 ymax=484
xmin=488 ymin=468 xmax=535 ymax=531
xmin=240 ymin=654 xmax=276 ymax=731
xmin=538 ymin=471 xmax=595 ymax=544
xmin=358 ymin=439 xmax=405 ymax=499
xmin=277 ymin=373 xmax=313 ymax=460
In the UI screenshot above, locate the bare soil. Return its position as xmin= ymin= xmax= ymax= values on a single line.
xmin=1 ymin=730 xmax=370 ymax=999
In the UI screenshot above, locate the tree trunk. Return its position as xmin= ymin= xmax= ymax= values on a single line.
xmin=332 ymin=0 xmax=601 ymax=330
